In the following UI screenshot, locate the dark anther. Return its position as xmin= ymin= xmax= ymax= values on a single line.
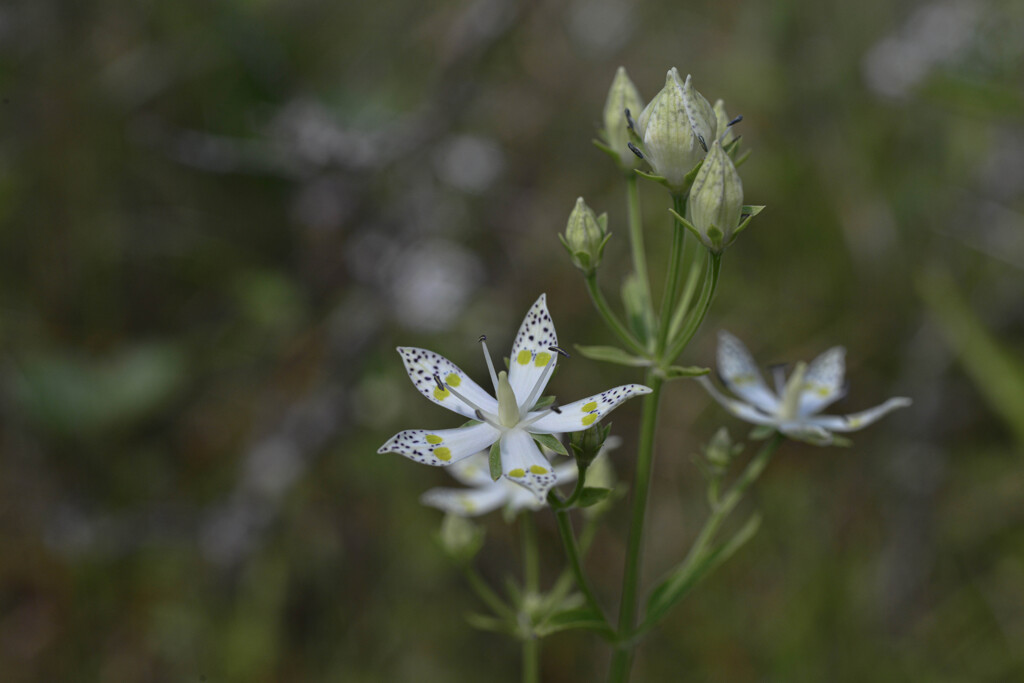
xmin=478 ymin=334 xmax=487 ymax=342
xmin=625 ymin=108 xmax=636 ymax=131
xmin=475 ymin=409 xmax=485 ymax=421
xmin=697 ymin=134 xmax=708 ymax=152
xmin=627 ymin=142 xmax=645 ymax=160
xmin=727 ymin=114 xmax=743 ymax=127
xmin=550 ymin=404 xmax=562 ymax=414
xmin=433 ymin=374 xmax=446 ymax=391
xmin=548 ymin=345 xmax=570 ymax=358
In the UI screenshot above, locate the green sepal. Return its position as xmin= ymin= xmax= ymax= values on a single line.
xmin=530 ymin=395 xmax=556 ymax=411
xmin=597 ymin=212 xmax=609 ymax=233
xmin=643 ymin=513 xmax=762 ymax=629
xmin=459 ymin=418 xmax=483 ymax=428
xmin=728 ymin=205 xmax=765 ymax=246
xmin=531 ymin=432 xmax=568 ymax=456
xmin=748 ymin=425 xmax=776 ymax=440
xmin=634 ymin=168 xmax=673 ymax=190
xmin=723 ymin=136 xmax=742 ymax=158
xmin=489 ymin=440 xmax=502 ymax=481
xmin=575 ymin=344 xmax=650 ymax=367
xmin=661 ymin=365 xmax=711 ymax=379
xmin=668 ymin=208 xmax=707 ymax=246
xmin=575 ymin=487 xmax=612 ymax=508
xmin=591 ymin=138 xmax=620 ymax=165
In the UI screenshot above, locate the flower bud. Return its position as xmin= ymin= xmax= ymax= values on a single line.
xmin=685 ymin=140 xmax=743 ymax=251
xmin=703 ymin=427 xmax=739 ymax=471
xmin=713 ymin=99 xmax=735 ymax=149
xmin=601 ymin=67 xmax=645 ymax=170
xmin=438 ymin=513 xmax=484 ymax=563
xmin=636 ymin=69 xmax=717 ymax=192
xmin=568 ymin=422 xmax=612 ymax=469
xmin=559 ymin=197 xmax=609 ymax=275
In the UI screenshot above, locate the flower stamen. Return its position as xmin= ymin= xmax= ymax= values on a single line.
xmin=433 ymin=373 xmax=497 ymax=423
xmin=478 ymin=335 xmax=500 ymax=393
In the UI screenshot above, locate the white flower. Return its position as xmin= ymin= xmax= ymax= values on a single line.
xmin=378 ymin=294 xmax=651 ymax=498
xmin=421 ymin=438 xmax=622 ymax=518
xmin=698 ymin=331 xmax=911 ymax=446
xmin=420 ymin=451 xmax=578 ymax=517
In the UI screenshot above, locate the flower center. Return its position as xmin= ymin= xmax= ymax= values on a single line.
xmin=496 ymin=371 xmax=520 ymax=428
xmin=778 ymin=361 xmax=808 ymax=420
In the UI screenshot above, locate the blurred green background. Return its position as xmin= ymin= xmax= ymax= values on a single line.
xmin=2 ymin=0 xmax=1023 ymax=680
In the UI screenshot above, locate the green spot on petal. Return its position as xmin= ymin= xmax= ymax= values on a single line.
xmin=534 ymin=352 xmax=552 ymax=367
xmin=581 ymin=401 xmax=598 ymax=412
xmin=529 ymin=465 xmax=548 ymax=475
xmin=434 ymin=447 xmax=452 ymax=461
xmin=582 ymin=414 xmax=597 ymax=426
xmin=426 ymin=434 xmax=443 ymax=444
xmin=434 ymin=387 xmax=450 ymax=400
xmin=509 ymin=468 xmax=526 ymax=477
xmin=446 ymin=373 xmax=461 ymax=387
xmin=517 ymin=350 xmax=532 ymax=365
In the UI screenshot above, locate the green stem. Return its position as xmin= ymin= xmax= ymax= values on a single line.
xmin=665 ymin=251 xmax=722 ymax=363
xmin=553 ymin=507 xmax=610 ymax=627
xmin=655 ymin=195 xmax=688 ymax=356
xmin=608 ymin=371 xmax=664 ymax=682
xmin=630 ymin=434 xmax=783 ymax=639
xmin=463 ymin=566 xmax=514 ymax=619
xmin=585 ymin=274 xmax=646 ymax=356
xmin=683 ymin=433 xmax=783 ymax=574
xmin=520 ymin=514 xmax=541 ymax=683
xmin=549 ymin=513 xmax=601 ymax=606
xmin=523 ymin=638 xmax=540 ymax=683
xmin=626 ymin=173 xmax=653 ymax=314
xmin=666 ymin=236 xmax=703 ymax=341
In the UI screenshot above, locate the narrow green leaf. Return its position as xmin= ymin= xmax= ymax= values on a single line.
xmin=644 ymin=514 xmax=762 ymax=628
xmin=489 ymin=441 xmax=502 ymax=481
xmin=465 ymin=612 xmax=516 ymax=636
xmin=575 ymin=487 xmax=612 ymax=508
xmin=663 ymin=365 xmax=710 ymax=379
xmin=535 ymin=606 xmax=613 ymax=638
xmin=531 ymin=432 xmax=568 ymax=456
xmin=575 ymin=344 xmax=650 ymax=367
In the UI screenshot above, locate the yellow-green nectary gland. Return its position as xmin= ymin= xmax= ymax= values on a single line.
xmin=517 ymin=350 xmax=532 ymax=365
xmin=497 ymin=370 xmax=520 ymax=427
xmin=434 ymin=386 xmax=450 ymax=400
xmin=509 ymin=468 xmax=525 ymax=477
xmin=446 ymin=373 xmax=461 ymax=387
xmin=529 ymin=465 xmax=548 ymax=474
xmin=426 ymin=434 xmax=443 ymax=444
xmin=581 ymin=401 xmax=598 ymax=412
xmin=534 ymin=352 xmax=552 ymax=367
xmin=582 ymin=414 xmax=598 ymax=426
xmin=434 ymin=447 xmax=452 ymax=461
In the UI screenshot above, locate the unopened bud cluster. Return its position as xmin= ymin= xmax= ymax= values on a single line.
xmin=596 ymin=66 xmax=760 ymax=254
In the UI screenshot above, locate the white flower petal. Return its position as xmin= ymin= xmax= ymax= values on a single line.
xmin=378 ymin=422 xmax=500 ymax=467
xmin=697 ymin=376 xmax=779 ymax=426
xmin=500 ymin=429 xmax=559 ymax=500
xmin=798 ymin=346 xmax=846 ymax=416
xmin=778 ymin=422 xmax=834 ymax=446
xmin=507 ymin=294 xmax=559 ymax=408
xmin=398 ymin=347 xmax=499 ymax=419
xmin=420 ymin=483 xmax=509 ymax=517
xmin=553 ymin=460 xmax=579 ymax=485
xmin=525 ymin=384 xmax=652 ymax=434
xmin=446 ymin=451 xmax=496 ymax=487
xmin=716 ymin=331 xmax=780 ymax=413
xmin=803 ymin=397 xmax=912 ymax=433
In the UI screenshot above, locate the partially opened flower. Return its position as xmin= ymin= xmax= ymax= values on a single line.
xmin=698 ymin=331 xmax=911 ymax=446
xmin=420 ymin=451 xmax=578 ymax=517
xmin=378 ymin=294 xmax=651 ymax=498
